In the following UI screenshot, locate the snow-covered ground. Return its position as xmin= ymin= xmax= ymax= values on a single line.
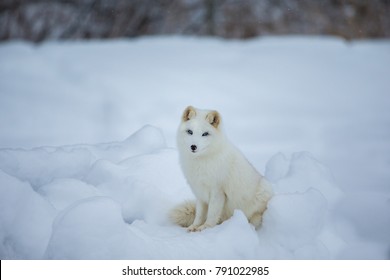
xmin=0 ymin=36 xmax=389 ymax=259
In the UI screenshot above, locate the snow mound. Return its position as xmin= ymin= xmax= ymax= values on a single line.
xmin=45 ymin=197 xmax=148 ymax=260
xmin=265 ymin=152 xmax=342 ymax=203
xmin=0 ymin=126 xmax=388 ymax=259
xmin=259 ymin=189 xmax=329 ymax=259
xmin=0 ymin=125 xmax=165 ymax=188
xmin=0 ymin=170 xmax=56 ymax=259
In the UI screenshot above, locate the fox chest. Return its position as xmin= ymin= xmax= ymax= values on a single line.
xmin=182 ymin=159 xmax=228 ymax=201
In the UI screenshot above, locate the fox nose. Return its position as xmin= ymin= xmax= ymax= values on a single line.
xmin=191 ymin=145 xmax=197 ymax=152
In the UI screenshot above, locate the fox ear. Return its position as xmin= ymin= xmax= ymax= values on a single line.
xmin=206 ymin=110 xmax=221 ymax=128
xmin=182 ymin=106 xmax=196 ymax=122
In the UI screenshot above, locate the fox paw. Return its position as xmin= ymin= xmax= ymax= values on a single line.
xmin=187 ymin=224 xmax=211 ymax=232
xmin=196 ymin=224 xmax=210 ymax=231
xmin=187 ymin=224 xmax=200 ymax=232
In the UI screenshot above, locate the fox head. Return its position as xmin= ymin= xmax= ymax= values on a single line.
xmin=177 ymin=106 xmax=223 ymax=157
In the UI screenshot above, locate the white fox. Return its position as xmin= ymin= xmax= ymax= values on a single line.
xmin=171 ymin=106 xmax=273 ymax=232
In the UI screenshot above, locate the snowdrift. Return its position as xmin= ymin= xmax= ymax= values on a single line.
xmin=1 ymin=125 xmax=387 ymax=259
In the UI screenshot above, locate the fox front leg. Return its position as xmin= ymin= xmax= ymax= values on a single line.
xmin=187 ymin=200 xmax=208 ymax=232
xmin=196 ymin=189 xmax=225 ymax=231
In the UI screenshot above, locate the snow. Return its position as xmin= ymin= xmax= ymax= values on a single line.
xmin=0 ymin=36 xmax=389 ymax=259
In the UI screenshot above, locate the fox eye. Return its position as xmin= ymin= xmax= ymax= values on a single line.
xmin=202 ymin=132 xmax=209 ymax=137
xmin=187 ymin=130 xmax=193 ymax=135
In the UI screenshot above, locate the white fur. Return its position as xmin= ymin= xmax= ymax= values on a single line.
xmin=171 ymin=106 xmax=273 ymax=232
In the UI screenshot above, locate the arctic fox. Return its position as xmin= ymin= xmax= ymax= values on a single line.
xmin=171 ymin=106 xmax=273 ymax=232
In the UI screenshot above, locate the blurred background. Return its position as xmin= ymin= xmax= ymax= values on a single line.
xmin=1 ymin=0 xmax=389 ymax=42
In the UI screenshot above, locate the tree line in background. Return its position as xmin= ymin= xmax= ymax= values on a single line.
xmin=1 ymin=0 xmax=389 ymax=42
